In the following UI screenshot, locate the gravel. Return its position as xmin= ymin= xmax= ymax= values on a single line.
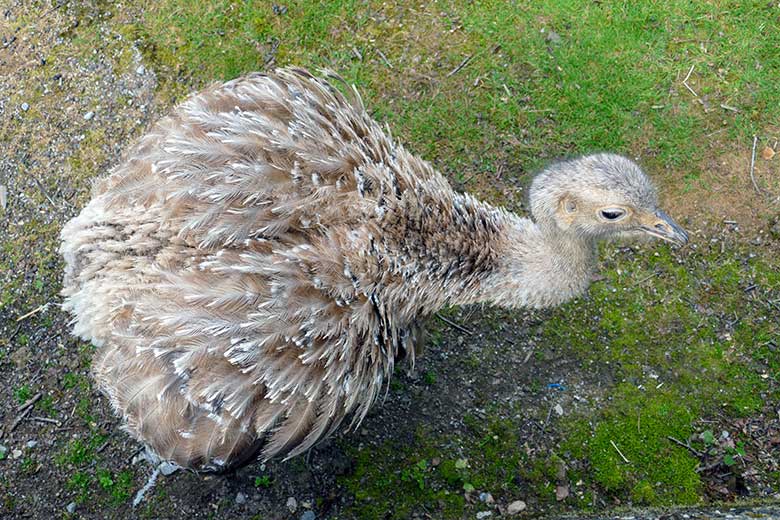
xmin=478 ymin=492 xmax=494 ymax=503
xmin=159 ymin=461 xmax=179 ymax=476
xmin=507 ymin=500 xmax=526 ymax=514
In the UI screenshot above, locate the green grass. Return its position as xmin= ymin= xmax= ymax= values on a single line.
xmin=126 ymin=0 xmax=778 ymax=183
xmin=14 ymin=385 xmax=32 ymax=405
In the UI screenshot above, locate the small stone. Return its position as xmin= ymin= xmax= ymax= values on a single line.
xmin=12 ymin=449 xmax=23 ymax=459
xmin=507 ymin=500 xmax=526 ymax=514
xmin=476 ymin=512 xmax=492 ymax=519
xmin=554 ymin=404 xmax=564 ymax=416
xmin=84 ymin=111 xmax=94 ymax=121
xmin=478 ymin=492 xmax=494 ymax=504
xmin=545 ymin=29 xmax=562 ymax=44
xmin=66 ymin=502 xmax=76 ymax=514
xmin=159 ymin=461 xmax=179 ymax=476
xmin=10 ymin=346 xmax=30 ymax=367
xmin=21 ymin=102 xmax=29 ymax=111
xmin=136 ymin=64 xmax=146 ymax=75
xmin=301 ymin=511 xmax=316 ymax=520
xmin=286 ymin=497 xmax=298 ymax=513
xmin=770 ymin=220 xmax=780 ymax=239
xmin=235 ymin=492 xmax=246 ymax=505
xmin=761 ymin=146 xmax=775 ymax=160
xmin=556 ymin=484 xmax=569 ymax=501
xmin=26 ymin=440 xmax=38 ymax=449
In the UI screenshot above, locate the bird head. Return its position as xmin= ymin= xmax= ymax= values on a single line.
xmin=529 ymin=153 xmax=688 ymax=246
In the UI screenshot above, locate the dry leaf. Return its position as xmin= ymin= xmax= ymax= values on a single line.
xmin=761 ymin=146 xmax=775 ymax=160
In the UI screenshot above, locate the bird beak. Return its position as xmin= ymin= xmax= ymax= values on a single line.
xmin=641 ymin=209 xmax=689 ymax=246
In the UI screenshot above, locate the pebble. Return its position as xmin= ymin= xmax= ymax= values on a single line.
xmin=12 ymin=449 xmax=23 ymax=459
xmin=554 ymin=404 xmax=564 ymax=416
xmin=26 ymin=440 xmax=38 ymax=449
xmin=771 ymin=220 xmax=780 ymax=239
xmin=21 ymin=102 xmax=29 ymax=111
xmin=478 ymin=492 xmax=494 ymax=504
xmin=136 ymin=64 xmax=146 ymax=75
xmin=66 ymin=502 xmax=76 ymax=514
xmin=476 ymin=512 xmax=492 ymax=519
xmin=301 ymin=511 xmax=316 ymax=520
xmin=159 ymin=461 xmax=179 ymax=476
xmin=84 ymin=111 xmax=94 ymax=121
xmin=544 ymin=29 xmax=562 ymax=44
xmin=235 ymin=492 xmax=246 ymax=505
xmin=507 ymin=500 xmax=526 ymax=514
xmin=287 ymin=496 xmax=298 ymax=513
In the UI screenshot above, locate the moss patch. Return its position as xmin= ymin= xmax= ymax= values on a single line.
xmin=542 ymin=242 xmax=778 ymax=507
xmin=574 ymin=385 xmax=700 ymax=503
xmin=339 ymin=418 xmax=523 ymax=518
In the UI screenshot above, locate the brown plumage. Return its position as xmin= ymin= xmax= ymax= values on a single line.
xmin=60 ymin=67 xmax=688 ymax=472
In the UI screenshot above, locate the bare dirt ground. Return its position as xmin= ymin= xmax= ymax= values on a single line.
xmin=1 ymin=2 xmax=779 ymax=520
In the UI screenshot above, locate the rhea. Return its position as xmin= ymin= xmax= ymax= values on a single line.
xmin=60 ymin=68 xmax=688 ymax=472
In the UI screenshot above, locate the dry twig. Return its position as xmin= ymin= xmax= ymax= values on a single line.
xmin=667 ymin=435 xmax=703 ymax=457
xmin=11 ymin=393 xmax=42 ymax=432
xmin=447 ymin=54 xmax=473 ymax=77
xmin=610 ymin=440 xmax=631 ymax=464
xmin=17 ymin=393 xmax=42 ymax=412
xmin=33 ymin=177 xmax=56 ymax=206
xmin=435 ymin=313 xmax=473 ymax=335
xmin=16 ymin=303 xmax=48 ymax=322
xmin=682 ymin=65 xmax=698 ymax=98
xmin=749 ymin=135 xmax=760 ymax=194
xmin=375 ymin=49 xmax=393 ymax=69
xmin=32 ymin=416 xmax=62 ymax=427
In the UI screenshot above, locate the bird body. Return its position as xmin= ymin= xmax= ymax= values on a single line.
xmin=60 ymin=68 xmax=686 ymax=471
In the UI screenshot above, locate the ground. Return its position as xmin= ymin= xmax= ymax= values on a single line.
xmin=1 ymin=1 xmax=779 ymax=519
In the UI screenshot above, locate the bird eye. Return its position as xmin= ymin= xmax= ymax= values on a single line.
xmin=599 ymin=208 xmax=626 ymax=221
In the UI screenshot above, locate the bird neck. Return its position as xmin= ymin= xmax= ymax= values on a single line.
xmin=439 ymin=206 xmax=597 ymax=310
xmin=369 ymin=192 xmax=596 ymax=321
